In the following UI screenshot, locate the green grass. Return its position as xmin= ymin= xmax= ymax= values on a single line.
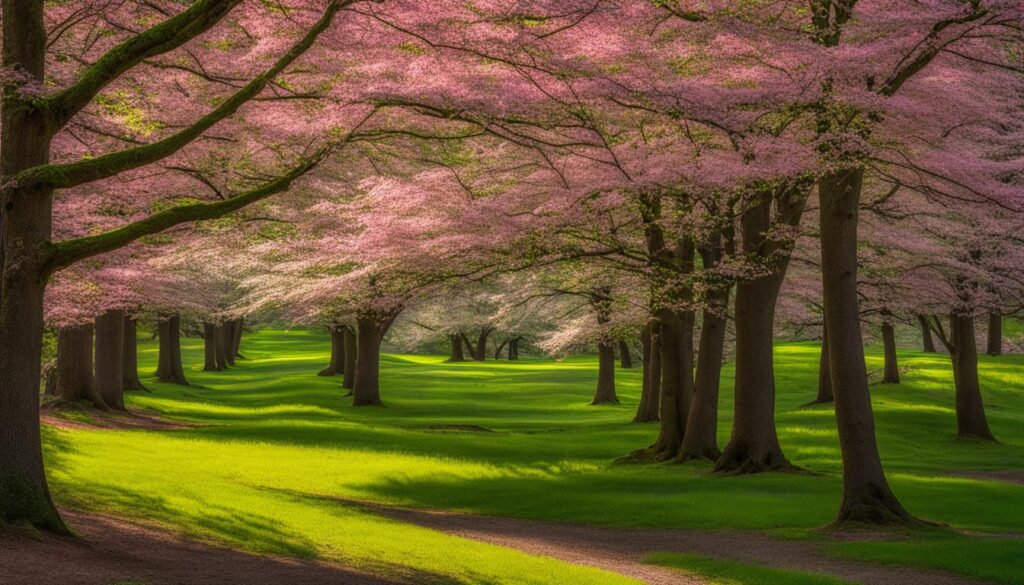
xmin=42 ymin=329 xmax=1024 ymax=584
xmin=646 ymin=552 xmax=853 ymax=585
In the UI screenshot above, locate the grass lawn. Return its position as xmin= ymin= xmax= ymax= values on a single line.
xmin=43 ymin=329 xmax=1024 ymax=584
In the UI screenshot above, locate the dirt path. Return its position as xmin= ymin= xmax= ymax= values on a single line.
xmin=0 ymin=509 xmax=403 ymax=585
xmin=336 ymin=498 xmax=992 ymax=585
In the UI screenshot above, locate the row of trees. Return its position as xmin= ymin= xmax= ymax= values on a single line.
xmin=2 ymin=0 xmax=1021 ymax=535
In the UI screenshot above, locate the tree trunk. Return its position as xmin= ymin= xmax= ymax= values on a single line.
xmin=618 ymin=339 xmax=633 ymax=369
xmin=881 ymin=320 xmax=900 ymax=384
xmin=819 ymin=168 xmax=915 ymax=526
xmin=221 ymin=323 xmax=235 ymax=367
xmin=94 ymin=310 xmax=126 ymax=411
xmin=342 ymin=326 xmax=357 ymax=391
xmin=679 ymin=300 xmax=728 ymax=461
xmin=203 ymin=322 xmax=221 ymax=371
xmin=644 ymin=308 xmax=694 ymax=460
xmin=815 ymin=321 xmax=833 ymax=404
xmin=353 ymin=316 xmax=384 ymax=406
xmin=950 ymin=314 xmax=995 ymax=441
xmin=716 ymin=201 xmax=791 ymax=474
xmin=986 ymin=312 xmax=1002 ymax=357
xmin=494 ymin=339 xmax=508 ymax=360
xmin=213 ymin=323 xmax=229 ymax=370
xmin=318 ymin=327 xmax=345 ymax=376
xmin=231 ymin=317 xmax=244 ymax=358
xmin=473 ymin=328 xmax=491 ymax=361
xmin=448 ymin=334 xmax=465 ymax=362
xmin=156 ymin=315 xmax=189 ymax=385
xmin=591 ymin=340 xmax=619 ymax=405
xmin=508 ymin=337 xmax=519 ymax=361
xmin=634 ymin=323 xmax=661 ymax=423
xmin=122 ymin=316 xmax=145 ymax=391
xmin=54 ymin=324 xmax=104 ymax=407
xmin=0 ymin=0 xmax=68 ymax=532
xmin=917 ymin=315 xmax=937 ymax=353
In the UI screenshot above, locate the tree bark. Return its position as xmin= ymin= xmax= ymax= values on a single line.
xmin=318 ymin=327 xmax=345 ymax=376
xmin=917 ymin=315 xmax=937 ymax=353
xmin=448 ymin=334 xmax=466 ymax=362
xmin=213 ymin=323 xmax=229 ymax=370
xmin=54 ymin=324 xmax=104 ymax=407
xmin=156 ymin=315 xmax=189 ymax=385
xmin=814 ymin=321 xmax=833 ymax=404
xmin=881 ymin=319 xmax=900 ymax=384
xmin=986 ymin=312 xmax=1002 ymax=357
xmin=203 ymin=322 xmax=221 ymax=372
xmin=508 ymin=337 xmax=519 ymax=361
xmin=352 ymin=312 xmax=399 ymax=406
xmin=122 ymin=316 xmax=145 ymax=391
xmin=94 ymin=310 xmax=126 ymax=411
xmin=230 ymin=317 xmax=244 ymax=358
xmin=949 ymin=314 xmax=996 ymax=441
xmin=494 ymin=339 xmax=508 ymax=360
xmin=716 ymin=197 xmax=793 ymax=474
xmin=679 ymin=299 xmax=728 ymax=461
xmin=618 ymin=340 xmax=633 ymax=369
xmin=819 ymin=168 xmax=915 ymax=526
xmin=221 ymin=323 xmax=235 ymax=367
xmin=0 ymin=0 xmax=68 ymax=532
xmin=634 ymin=323 xmax=661 ymax=423
xmin=342 ymin=326 xmax=357 ymax=391
xmin=473 ymin=328 xmax=491 ymax=361
xmin=592 ymin=340 xmax=619 ymax=405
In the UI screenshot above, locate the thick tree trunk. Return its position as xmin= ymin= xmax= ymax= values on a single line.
xmin=881 ymin=320 xmax=900 ymax=384
xmin=0 ymin=0 xmax=68 ymax=532
xmin=213 ymin=323 xmax=229 ymax=370
xmin=591 ymin=340 xmax=619 ymax=405
xmin=949 ymin=314 xmax=995 ymax=441
xmin=342 ymin=326 xmax=357 ymax=391
xmin=203 ymin=322 xmax=220 ymax=371
xmin=819 ymin=168 xmax=915 ymax=526
xmin=353 ymin=316 xmax=385 ymax=406
xmin=645 ymin=308 xmax=694 ymax=460
xmin=814 ymin=321 xmax=833 ymax=404
xmin=634 ymin=323 xmax=660 ymax=423
xmin=618 ymin=340 xmax=633 ymax=369
xmin=448 ymin=334 xmax=466 ymax=362
xmin=122 ymin=316 xmax=145 ymax=391
xmin=986 ymin=312 xmax=1002 ymax=357
xmin=156 ymin=315 xmax=189 ymax=385
xmin=54 ymin=324 xmax=104 ymax=407
xmin=508 ymin=337 xmax=519 ymax=361
xmin=679 ymin=300 xmax=728 ymax=461
xmin=230 ymin=317 xmax=244 ymax=358
xmin=917 ymin=315 xmax=937 ymax=353
xmin=716 ymin=201 xmax=791 ymax=474
xmin=473 ymin=328 xmax=491 ymax=361
xmin=221 ymin=323 xmax=235 ymax=367
xmin=318 ymin=327 xmax=345 ymax=376
xmin=94 ymin=310 xmax=126 ymax=411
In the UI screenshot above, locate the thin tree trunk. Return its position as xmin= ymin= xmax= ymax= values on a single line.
xmin=592 ymin=340 xmax=619 ymax=405
xmin=950 ymin=314 xmax=996 ymax=441
xmin=494 ymin=339 xmax=508 ymax=360
xmin=94 ymin=310 xmax=126 ymax=411
xmin=122 ymin=316 xmax=145 ymax=391
xmin=342 ymin=326 xmax=357 ymax=391
xmin=819 ymin=168 xmax=915 ymax=526
xmin=448 ymin=334 xmax=465 ymax=362
xmin=635 ymin=321 xmax=661 ymax=423
xmin=918 ymin=315 xmax=937 ymax=353
xmin=986 ymin=312 xmax=1002 ymax=357
xmin=203 ymin=322 xmax=220 ymax=371
xmin=814 ymin=321 xmax=833 ymax=404
xmin=716 ymin=201 xmax=791 ymax=474
xmin=54 ymin=324 xmax=104 ymax=407
xmin=881 ymin=319 xmax=900 ymax=384
xmin=618 ymin=340 xmax=633 ymax=369
xmin=318 ymin=327 xmax=345 ymax=376
xmin=679 ymin=298 xmax=728 ymax=461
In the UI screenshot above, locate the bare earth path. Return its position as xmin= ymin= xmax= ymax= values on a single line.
xmin=335 ymin=498 xmax=992 ymax=585
xmin=0 ymin=509 xmax=404 ymax=585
